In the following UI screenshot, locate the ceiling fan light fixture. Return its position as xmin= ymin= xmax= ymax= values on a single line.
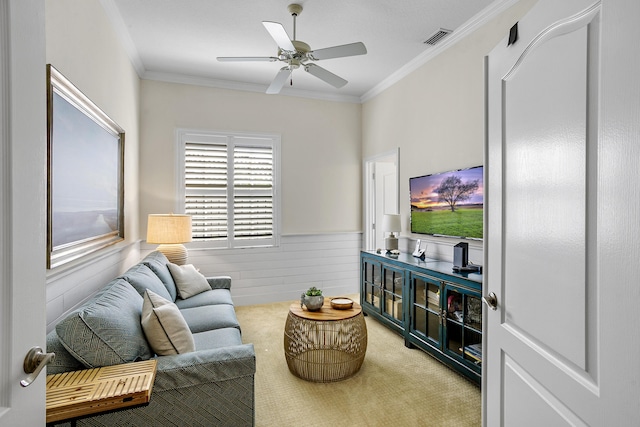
xmin=218 ymin=2 xmax=367 ymax=94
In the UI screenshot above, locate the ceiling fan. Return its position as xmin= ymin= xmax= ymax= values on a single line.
xmin=217 ymin=3 xmax=367 ymax=94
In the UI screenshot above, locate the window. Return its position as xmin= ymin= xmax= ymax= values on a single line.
xmin=177 ymin=129 xmax=280 ymax=249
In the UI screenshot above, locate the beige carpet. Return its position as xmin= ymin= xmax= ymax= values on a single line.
xmin=235 ymin=296 xmax=481 ymax=427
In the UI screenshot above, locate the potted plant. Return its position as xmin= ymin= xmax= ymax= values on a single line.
xmin=300 ymin=286 xmax=324 ymax=311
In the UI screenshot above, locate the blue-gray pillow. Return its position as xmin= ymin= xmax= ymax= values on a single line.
xmin=141 ymin=251 xmax=178 ymax=301
xmin=46 ymin=330 xmax=84 ymax=374
xmin=120 ymin=263 xmax=173 ymax=301
xmin=55 ymin=279 xmax=152 ymax=368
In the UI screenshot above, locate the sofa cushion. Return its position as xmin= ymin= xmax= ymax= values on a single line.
xmin=167 ymin=263 xmax=211 ymax=299
xmin=141 ymin=290 xmax=195 ymax=355
xmin=56 ymin=279 xmax=152 ymax=368
xmin=141 ymin=251 xmax=178 ymax=301
xmin=192 ymin=327 xmax=243 ymax=350
xmin=180 ymin=304 xmax=241 ymax=333
xmin=174 ymin=289 xmax=234 ymax=310
xmin=120 ymin=263 xmax=173 ymax=302
xmin=46 ymin=330 xmax=85 ymax=374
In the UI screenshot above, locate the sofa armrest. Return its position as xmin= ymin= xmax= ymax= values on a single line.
xmin=74 ymin=344 xmax=256 ymax=426
xmin=206 ymin=275 xmax=232 ymax=290
xmin=153 ymin=343 xmax=255 ymax=391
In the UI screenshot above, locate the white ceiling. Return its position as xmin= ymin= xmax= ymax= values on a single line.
xmin=105 ymin=0 xmax=505 ymax=102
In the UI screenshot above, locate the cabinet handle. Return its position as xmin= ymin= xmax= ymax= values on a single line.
xmin=482 ymin=292 xmax=498 ymax=311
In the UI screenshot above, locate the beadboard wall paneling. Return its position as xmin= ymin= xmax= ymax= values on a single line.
xmin=142 ymin=233 xmax=362 ymax=306
xmin=399 ymin=236 xmax=483 ymax=265
xmin=46 ymin=243 xmax=140 ymax=332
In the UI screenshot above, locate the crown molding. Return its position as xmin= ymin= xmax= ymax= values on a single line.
xmin=101 ymin=0 xmax=518 ymax=104
xmin=360 ymin=0 xmax=521 ymax=102
xmin=142 ymin=71 xmax=362 ymax=103
xmin=99 ymin=0 xmax=146 ymax=77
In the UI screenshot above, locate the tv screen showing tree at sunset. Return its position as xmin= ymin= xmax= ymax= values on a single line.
xmin=409 ymin=165 xmax=483 ymax=240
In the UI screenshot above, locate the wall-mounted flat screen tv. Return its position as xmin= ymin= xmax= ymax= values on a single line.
xmin=410 ymin=165 xmax=483 ymax=240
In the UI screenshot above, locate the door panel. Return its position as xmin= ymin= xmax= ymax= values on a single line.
xmin=503 ymin=24 xmax=589 ymax=369
xmin=503 ymin=356 xmax=586 ymax=426
xmin=485 ymin=1 xmax=607 ymax=425
xmin=0 ymin=1 xmax=47 ymax=425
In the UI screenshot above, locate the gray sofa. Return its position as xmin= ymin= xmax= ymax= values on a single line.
xmin=46 ymin=251 xmax=255 ymax=426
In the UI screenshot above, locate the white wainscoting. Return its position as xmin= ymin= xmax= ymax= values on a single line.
xmin=45 ymin=232 xmax=479 ymax=332
xmin=46 ymin=243 xmax=141 ymax=332
xmin=399 ymin=236 xmax=483 ymax=265
xmin=142 ymin=232 xmax=363 ymax=307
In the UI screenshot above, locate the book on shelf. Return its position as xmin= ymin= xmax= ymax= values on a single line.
xmin=463 ymin=343 xmax=482 ymax=362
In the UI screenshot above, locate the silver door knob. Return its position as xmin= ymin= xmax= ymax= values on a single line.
xmin=482 ymin=292 xmax=498 ymax=311
xmin=20 ymin=346 xmax=55 ymax=387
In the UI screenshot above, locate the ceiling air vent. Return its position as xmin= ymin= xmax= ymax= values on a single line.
xmin=423 ymin=28 xmax=452 ymax=46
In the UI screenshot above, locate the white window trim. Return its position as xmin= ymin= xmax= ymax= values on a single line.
xmin=175 ymin=128 xmax=281 ymax=249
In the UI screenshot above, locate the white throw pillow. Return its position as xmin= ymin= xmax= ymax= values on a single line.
xmin=141 ymin=289 xmax=195 ymax=355
xmin=167 ymin=263 xmax=211 ymax=299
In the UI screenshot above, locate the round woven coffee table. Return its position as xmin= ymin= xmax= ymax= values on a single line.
xmin=284 ymin=298 xmax=367 ymax=382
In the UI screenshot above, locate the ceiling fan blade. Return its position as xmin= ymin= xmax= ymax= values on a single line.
xmin=304 ymin=64 xmax=347 ymax=89
xmin=262 ymin=21 xmax=296 ymax=52
xmin=308 ymin=42 xmax=367 ymax=60
xmin=266 ymin=67 xmax=291 ymax=94
xmin=217 ymin=56 xmax=279 ymax=62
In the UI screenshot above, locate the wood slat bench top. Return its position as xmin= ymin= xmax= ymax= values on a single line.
xmin=46 ymin=359 xmax=157 ymax=424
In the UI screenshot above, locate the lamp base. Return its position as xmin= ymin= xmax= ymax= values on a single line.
xmin=385 ymin=236 xmax=398 ymax=252
xmin=157 ymin=244 xmax=188 ymax=265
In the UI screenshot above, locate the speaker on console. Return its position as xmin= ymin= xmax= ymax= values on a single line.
xmin=453 ymin=242 xmax=468 ymax=268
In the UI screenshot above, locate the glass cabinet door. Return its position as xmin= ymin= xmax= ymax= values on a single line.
xmin=381 ymin=265 xmax=404 ymax=324
xmin=443 ymin=285 xmax=482 ymax=370
xmin=361 ymin=258 xmax=382 ymax=313
xmin=410 ymin=273 xmax=442 ymax=349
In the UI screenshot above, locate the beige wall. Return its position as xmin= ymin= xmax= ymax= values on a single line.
xmin=139 ymin=80 xmax=362 ymax=236
xmin=362 ymin=0 xmax=536 ymax=259
xmin=46 ymin=0 xmax=140 ymax=243
xmin=45 ymin=0 xmax=142 ymax=329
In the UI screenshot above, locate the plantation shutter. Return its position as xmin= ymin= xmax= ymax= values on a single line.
xmin=185 ymin=141 xmax=228 ymax=240
xmin=182 ymin=131 xmax=278 ymax=248
xmin=233 ymin=143 xmax=274 ymax=241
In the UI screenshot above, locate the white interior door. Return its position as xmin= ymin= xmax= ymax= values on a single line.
xmin=363 ymin=149 xmax=399 ymax=250
xmin=374 ymin=161 xmax=398 ymax=249
xmin=0 ymin=1 xmax=47 ymax=425
xmin=485 ymin=0 xmax=640 ymax=424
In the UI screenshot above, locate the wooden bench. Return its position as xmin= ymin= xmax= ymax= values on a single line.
xmin=46 ymin=359 xmax=157 ymax=426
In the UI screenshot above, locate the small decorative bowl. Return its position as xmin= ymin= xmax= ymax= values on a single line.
xmin=330 ymin=297 xmax=353 ymax=310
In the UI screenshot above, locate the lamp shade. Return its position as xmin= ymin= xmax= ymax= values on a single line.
xmin=147 ymin=214 xmax=192 ymax=244
xmin=381 ymin=214 xmax=401 ymax=233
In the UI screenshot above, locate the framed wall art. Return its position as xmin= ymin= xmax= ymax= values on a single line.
xmin=46 ymin=64 xmax=125 ymax=269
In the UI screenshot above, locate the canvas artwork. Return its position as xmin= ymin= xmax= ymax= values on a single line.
xmin=47 ymin=65 xmax=124 ymax=268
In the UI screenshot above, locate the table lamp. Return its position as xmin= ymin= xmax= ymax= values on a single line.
xmin=147 ymin=214 xmax=192 ymax=265
xmin=382 ymin=214 xmax=401 ymax=252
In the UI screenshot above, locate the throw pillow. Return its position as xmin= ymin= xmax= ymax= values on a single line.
xmin=56 ymin=279 xmax=153 ymax=368
xmin=141 ymin=289 xmax=195 ymax=355
xmin=167 ymin=263 xmax=211 ymax=299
